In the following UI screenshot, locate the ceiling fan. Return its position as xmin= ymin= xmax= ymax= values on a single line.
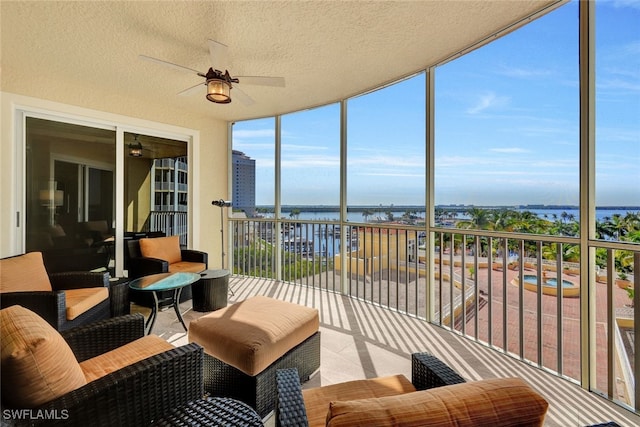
xmin=139 ymin=39 xmax=285 ymax=106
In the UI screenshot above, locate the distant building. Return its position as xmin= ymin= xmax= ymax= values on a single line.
xmin=150 ymin=156 xmax=189 ymax=241
xmin=232 ymin=150 xmax=256 ymax=216
xmin=152 ymin=157 xmax=188 ymax=212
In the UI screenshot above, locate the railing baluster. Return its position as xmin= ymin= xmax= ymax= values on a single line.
xmin=502 ymin=237 xmax=508 ymax=354
xmin=556 ymin=242 xmax=563 ymax=375
xmin=487 ymin=236 xmax=493 ymax=347
xmin=227 ymin=217 xmax=639 ymax=413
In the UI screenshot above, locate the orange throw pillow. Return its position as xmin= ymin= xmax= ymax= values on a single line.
xmin=326 ymin=377 xmax=548 ymax=427
xmin=0 ymin=305 xmax=87 ymax=408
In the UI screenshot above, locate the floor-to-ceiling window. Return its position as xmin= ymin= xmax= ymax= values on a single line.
xmin=346 ymin=75 xmax=426 ymax=224
xmin=229 ymin=0 xmax=639 ymax=412
xmin=434 ymin=0 xmax=581 ymax=381
xmin=231 ymin=118 xmax=276 ymax=218
xmin=592 ymin=0 xmax=640 ymax=407
xmin=281 ymin=104 xmax=341 ymax=217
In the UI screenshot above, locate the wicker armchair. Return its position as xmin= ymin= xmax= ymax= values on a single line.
xmin=279 ymin=352 xmax=557 ymax=427
xmin=0 ymin=253 xmax=113 ymax=331
xmin=126 ymin=237 xmax=208 ymax=306
xmin=276 ymin=352 xmax=466 ymax=427
xmin=1 ymin=313 xmax=204 ymax=427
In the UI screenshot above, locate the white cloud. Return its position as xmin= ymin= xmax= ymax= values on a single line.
xmin=489 ymin=147 xmax=531 ymax=154
xmin=467 ymin=92 xmax=510 ymax=114
xmin=281 ymin=144 xmax=328 ymax=151
xmin=359 ymin=172 xmax=425 ymax=178
xmin=281 ymin=154 xmax=340 ymax=168
xmin=496 ymin=66 xmax=554 ymax=79
xmin=613 ymin=0 xmax=640 ymax=11
xmin=349 ymin=154 xmax=425 ymax=169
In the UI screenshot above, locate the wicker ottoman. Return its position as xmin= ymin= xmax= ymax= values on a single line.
xmin=188 ymin=296 xmax=320 ymax=418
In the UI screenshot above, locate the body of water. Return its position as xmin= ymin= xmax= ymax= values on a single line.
xmin=270 ymin=207 xmax=638 ymax=258
xmin=290 ymin=208 xmax=638 ymax=223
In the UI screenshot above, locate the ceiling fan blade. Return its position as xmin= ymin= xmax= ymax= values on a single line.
xmin=232 ymin=86 xmax=255 ymax=106
xmin=208 ymin=39 xmax=230 ymax=71
xmin=139 ymin=54 xmax=205 ymax=77
xmin=178 ymin=82 xmax=205 ymax=96
xmin=236 ymin=76 xmax=285 ymax=87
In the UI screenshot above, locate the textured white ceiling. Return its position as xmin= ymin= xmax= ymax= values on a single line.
xmin=1 ymin=0 xmax=561 ymax=123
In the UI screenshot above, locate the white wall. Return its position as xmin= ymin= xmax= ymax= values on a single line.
xmin=0 ymin=91 xmax=228 ymax=269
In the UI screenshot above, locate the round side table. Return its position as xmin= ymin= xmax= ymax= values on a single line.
xmin=152 ymin=397 xmax=263 ymax=426
xmin=192 ymin=269 xmax=229 ymax=312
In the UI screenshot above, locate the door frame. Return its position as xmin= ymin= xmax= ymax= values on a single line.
xmin=13 ymin=101 xmax=199 ymax=277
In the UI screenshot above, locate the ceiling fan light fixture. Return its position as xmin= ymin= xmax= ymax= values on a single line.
xmin=206 ymin=79 xmax=231 ymax=103
xmin=128 ymin=142 xmax=143 ymax=157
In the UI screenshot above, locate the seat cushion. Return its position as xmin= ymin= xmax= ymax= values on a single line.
xmin=325 ymin=377 xmax=548 ymax=427
xmin=64 ymin=287 xmax=109 ymax=320
xmin=0 ymin=252 xmax=53 ymax=293
xmin=303 ymin=374 xmax=416 ymax=427
xmin=0 ymin=305 xmax=87 ymax=408
xmin=80 ymin=334 xmax=174 ymax=382
xmin=168 ymin=261 xmax=206 ymax=273
xmin=139 ymin=235 xmax=182 ymax=264
xmin=189 ymin=295 xmax=319 ymax=376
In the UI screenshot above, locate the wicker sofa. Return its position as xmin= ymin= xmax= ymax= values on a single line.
xmin=276 ymin=352 xmax=549 ymax=427
xmin=0 ymin=307 xmax=203 ymax=427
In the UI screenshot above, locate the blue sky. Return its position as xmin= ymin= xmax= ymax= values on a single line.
xmin=233 ymin=0 xmax=639 ymax=207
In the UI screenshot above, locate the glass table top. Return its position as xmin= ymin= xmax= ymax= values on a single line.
xmin=129 ymin=272 xmax=200 ymax=292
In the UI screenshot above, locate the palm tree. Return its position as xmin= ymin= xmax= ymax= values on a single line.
xmin=362 ymin=208 xmax=374 ymax=222
xmin=289 ymin=208 xmax=301 ymax=219
xmin=610 ymin=214 xmax=627 ymax=240
xmin=488 ymin=209 xmax=514 ymax=231
xmin=457 ymin=207 xmax=491 ymax=230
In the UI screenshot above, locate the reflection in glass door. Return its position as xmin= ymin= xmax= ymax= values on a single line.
xmin=25 ymin=117 xmax=116 ymax=273
xmin=124 ymin=132 xmax=188 ymax=246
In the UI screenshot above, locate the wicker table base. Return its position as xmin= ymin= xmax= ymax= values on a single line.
xmin=152 ymin=397 xmax=264 ymax=426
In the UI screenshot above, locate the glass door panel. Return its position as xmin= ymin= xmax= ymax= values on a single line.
xmin=25 ymin=117 xmax=116 ymax=273
xmin=124 ymin=132 xmax=188 ymax=246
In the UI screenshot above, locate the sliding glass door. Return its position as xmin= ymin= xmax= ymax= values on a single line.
xmin=23 ymin=116 xmax=191 ymax=276
xmin=25 ymin=117 xmax=116 ymax=273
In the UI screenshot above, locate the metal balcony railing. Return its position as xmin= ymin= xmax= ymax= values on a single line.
xmin=230 ymin=216 xmax=640 ymax=413
xmin=147 ymin=211 xmax=188 ymax=246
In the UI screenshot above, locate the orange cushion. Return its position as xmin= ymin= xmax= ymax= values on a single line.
xmin=303 ymin=375 xmax=416 ymax=427
xmin=139 ymin=236 xmax=182 ymax=264
xmin=326 ymin=377 xmax=548 ymax=427
xmin=0 ymin=252 xmax=52 ymax=293
xmin=0 ymin=305 xmax=87 ymax=408
xmin=64 ymin=288 xmax=109 ymax=320
xmin=80 ymin=335 xmax=174 ymax=382
xmin=168 ymin=261 xmax=206 ymax=273
xmin=189 ymin=295 xmax=319 ymax=376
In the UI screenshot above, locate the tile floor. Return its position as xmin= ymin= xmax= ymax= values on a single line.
xmin=143 ymin=276 xmax=640 ymax=427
